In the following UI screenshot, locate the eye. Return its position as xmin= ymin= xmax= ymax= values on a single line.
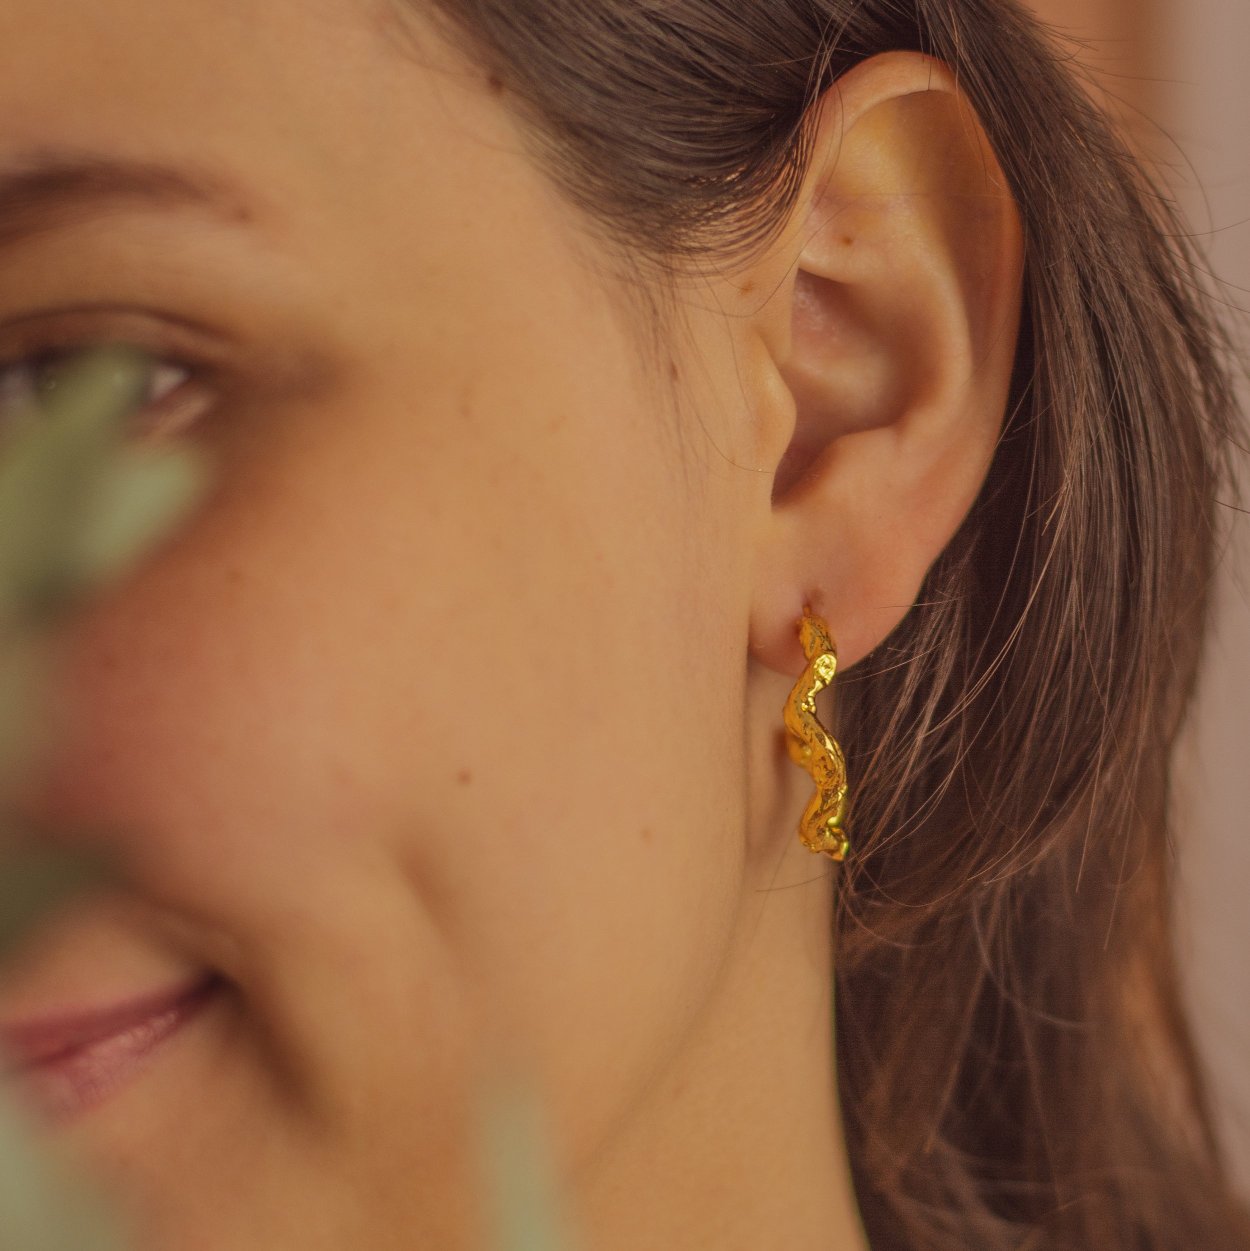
xmin=0 ymin=341 xmax=213 ymax=442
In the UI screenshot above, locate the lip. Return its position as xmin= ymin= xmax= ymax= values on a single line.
xmin=0 ymin=974 xmax=222 ymax=1123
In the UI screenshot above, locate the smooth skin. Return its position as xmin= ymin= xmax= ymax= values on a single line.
xmin=0 ymin=3 xmax=1023 ymax=1248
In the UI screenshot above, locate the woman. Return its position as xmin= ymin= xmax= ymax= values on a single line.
xmin=0 ymin=0 xmax=1246 ymax=1248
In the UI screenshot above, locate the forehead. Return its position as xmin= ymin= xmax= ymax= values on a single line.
xmin=0 ymin=0 xmax=674 ymax=410
xmin=3 ymin=0 xmax=404 ymax=136
xmin=0 ymin=0 xmax=501 ymax=242
xmin=0 ymin=1 xmax=617 ymax=326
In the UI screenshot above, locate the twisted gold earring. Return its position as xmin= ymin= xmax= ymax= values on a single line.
xmin=783 ymin=607 xmax=851 ymax=861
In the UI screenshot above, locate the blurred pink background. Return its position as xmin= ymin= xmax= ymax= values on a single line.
xmin=1164 ymin=0 xmax=1250 ymax=1194
xmin=1030 ymin=0 xmax=1250 ymax=1193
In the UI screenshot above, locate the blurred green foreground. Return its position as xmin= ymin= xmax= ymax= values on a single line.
xmin=0 ymin=347 xmax=572 ymax=1250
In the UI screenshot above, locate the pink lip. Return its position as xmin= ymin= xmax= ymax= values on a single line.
xmin=0 ymin=974 xmax=222 ymax=1123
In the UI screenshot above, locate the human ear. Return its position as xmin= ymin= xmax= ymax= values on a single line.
xmin=737 ymin=52 xmax=1025 ymax=676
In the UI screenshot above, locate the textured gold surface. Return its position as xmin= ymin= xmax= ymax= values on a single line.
xmin=783 ymin=610 xmax=851 ymax=862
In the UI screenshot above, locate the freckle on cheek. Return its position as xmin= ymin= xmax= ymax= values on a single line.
xmin=456 ymin=769 xmax=473 ymax=786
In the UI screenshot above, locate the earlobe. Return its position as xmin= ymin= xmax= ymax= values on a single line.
xmin=741 ymin=52 xmax=1025 ymax=677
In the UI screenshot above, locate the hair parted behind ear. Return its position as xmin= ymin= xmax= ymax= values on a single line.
xmin=388 ymin=1 xmax=1250 ymax=1247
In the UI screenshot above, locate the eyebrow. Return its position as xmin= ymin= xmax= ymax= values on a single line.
xmin=0 ymin=151 xmax=269 ymax=250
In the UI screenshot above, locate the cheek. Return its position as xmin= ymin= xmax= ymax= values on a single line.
xmin=317 ymin=361 xmax=750 ymax=1170
xmin=21 ymin=351 xmax=749 ymax=1172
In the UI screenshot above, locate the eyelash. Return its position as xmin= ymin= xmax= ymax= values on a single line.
xmin=0 ymin=327 xmax=216 ymax=442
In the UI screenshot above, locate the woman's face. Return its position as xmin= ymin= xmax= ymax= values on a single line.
xmin=0 ymin=2 xmax=789 ymax=1246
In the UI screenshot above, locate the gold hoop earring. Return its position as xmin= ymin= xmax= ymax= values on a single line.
xmin=783 ymin=607 xmax=852 ymax=862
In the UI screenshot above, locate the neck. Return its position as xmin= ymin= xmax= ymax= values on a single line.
xmin=571 ymin=840 xmax=867 ymax=1251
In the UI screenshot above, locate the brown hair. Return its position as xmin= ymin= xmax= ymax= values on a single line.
xmin=390 ymin=0 xmax=1250 ymax=1246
